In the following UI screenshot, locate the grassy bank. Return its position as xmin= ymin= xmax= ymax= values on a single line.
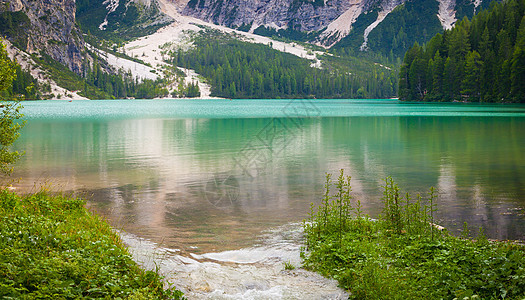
xmin=302 ymin=171 xmax=525 ymax=299
xmin=0 ymin=189 xmax=183 ymax=299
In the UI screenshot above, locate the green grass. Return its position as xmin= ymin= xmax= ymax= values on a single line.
xmin=302 ymin=170 xmax=525 ymax=299
xmin=0 ymin=189 xmax=184 ymax=299
xmin=284 ymin=261 xmax=296 ymax=270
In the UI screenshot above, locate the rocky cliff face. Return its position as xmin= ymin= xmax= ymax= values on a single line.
xmin=181 ymin=0 xmax=417 ymax=46
xmin=1 ymin=0 xmax=85 ymax=74
xmin=181 ymin=0 xmax=491 ymax=47
xmin=182 ymin=0 xmax=368 ymax=33
xmin=0 ymin=0 xmax=493 ymax=77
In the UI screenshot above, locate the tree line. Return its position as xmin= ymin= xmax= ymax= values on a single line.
xmin=399 ymin=0 xmax=525 ymax=102
xmin=84 ymin=58 xmax=159 ymax=99
xmin=170 ymin=30 xmax=397 ymax=99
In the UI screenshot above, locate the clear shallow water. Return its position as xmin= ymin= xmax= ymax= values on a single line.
xmin=121 ymin=224 xmax=348 ymax=299
xmin=9 ymin=99 xmax=525 ymax=298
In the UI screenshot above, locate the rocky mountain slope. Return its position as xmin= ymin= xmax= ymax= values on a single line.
xmin=0 ymin=0 xmax=173 ymax=76
xmin=181 ymin=0 xmax=493 ymax=49
xmin=76 ymin=0 xmax=173 ymax=40
xmin=1 ymin=0 xmax=84 ymax=74
xmin=0 ymin=0 xmax=498 ymax=100
xmin=1 ymin=0 xmax=494 ymax=77
xmin=80 ymin=0 xmax=495 ymax=52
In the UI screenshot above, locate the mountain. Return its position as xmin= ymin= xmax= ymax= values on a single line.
xmin=0 ymin=0 xmax=175 ymax=100
xmin=0 ymin=0 xmax=174 ymax=74
xmin=0 ymin=0 xmax=501 ymax=100
xmin=77 ymin=0 xmax=496 ymax=58
xmin=181 ymin=0 xmax=494 ymax=53
xmin=0 ymin=0 xmax=84 ymax=74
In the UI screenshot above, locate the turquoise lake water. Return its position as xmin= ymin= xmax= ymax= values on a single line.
xmin=10 ymin=99 xmax=525 ymax=251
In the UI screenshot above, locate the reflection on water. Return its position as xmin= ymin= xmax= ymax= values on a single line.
xmin=10 ymin=100 xmax=525 ymax=253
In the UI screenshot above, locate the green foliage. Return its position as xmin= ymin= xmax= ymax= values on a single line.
xmin=0 ymin=11 xmax=30 ymax=51
xmin=320 ymin=51 xmax=399 ymax=98
xmin=84 ymin=34 xmax=152 ymax=67
xmin=174 ymin=81 xmax=201 ymax=98
xmin=0 ymin=41 xmax=15 ymax=94
xmin=0 ymin=40 xmax=25 ymax=174
xmin=455 ymin=0 xmax=493 ymax=21
xmin=455 ymin=0 xmax=476 ymax=21
xmin=332 ymin=0 xmax=495 ymax=62
xmin=0 ymin=102 xmax=24 ymax=175
xmin=11 ymin=64 xmax=39 ymax=100
xmin=283 ymin=261 xmax=296 ymax=270
xmin=332 ymin=8 xmax=379 ymax=52
xmin=29 ymin=50 xmax=168 ymax=100
xmin=170 ymin=30 xmax=397 ymax=99
xmin=84 ymin=54 xmax=135 ymax=99
xmin=305 ymin=170 xmax=354 ymax=246
xmin=0 ymin=189 xmax=184 ymax=299
xmin=30 ymin=52 xmax=111 ymax=100
xmin=0 ymin=55 xmax=43 ymax=101
xmin=302 ymin=172 xmax=525 ymax=299
xmin=399 ymin=0 xmax=525 ymax=102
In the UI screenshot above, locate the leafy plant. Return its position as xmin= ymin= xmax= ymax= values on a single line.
xmin=0 ymin=102 xmax=25 ymax=174
xmin=0 ymin=40 xmax=25 ymax=174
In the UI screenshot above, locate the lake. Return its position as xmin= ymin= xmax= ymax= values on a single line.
xmin=11 ymin=99 xmax=525 ymax=255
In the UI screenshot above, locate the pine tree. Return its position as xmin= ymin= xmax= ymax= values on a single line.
xmin=399 ymin=0 xmax=525 ymax=102
xmin=408 ymin=57 xmax=428 ymax=100
xmin=510 ymin=46 xmax=525 ymax=102
xmin=429 ymin=51 xmax=444 ymax=100
xmin=510 ymin=16 xmax=525 ymax=102
xmin=461 ymin=50 xmax=483 ymax=100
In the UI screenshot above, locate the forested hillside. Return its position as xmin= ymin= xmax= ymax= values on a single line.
xmin=76 ymin=0 xmax=172 ymax=42
xmin=399 ymin=0 xmax=525 ymax=102
xmin=170 ymin=30 xmax=397 ymax=99
xmin=333 ymin=0 xmax=444 ymax=59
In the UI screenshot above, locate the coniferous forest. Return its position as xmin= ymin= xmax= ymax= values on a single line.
xmin=170 ymin=30 xmax=398 ymax=99
xmin=399 ymin=0 xmax=525 ymax=102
